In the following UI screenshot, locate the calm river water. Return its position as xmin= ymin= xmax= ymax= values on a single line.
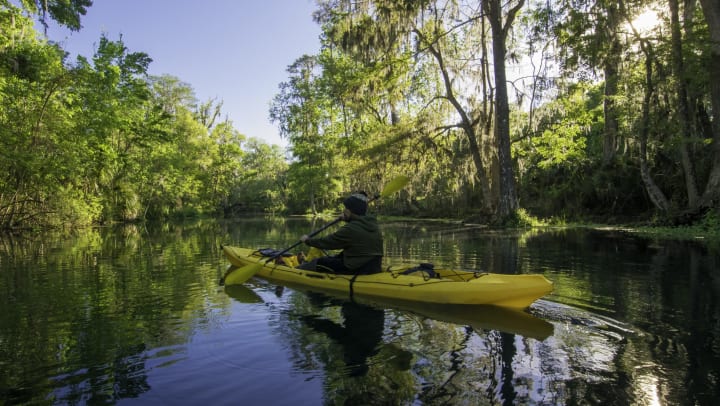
xmin=1 ymin=218 xmax=718 ymax=405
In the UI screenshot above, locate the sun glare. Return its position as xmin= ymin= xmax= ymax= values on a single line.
xmin=629 ymin=9 xmax=661 ymax=34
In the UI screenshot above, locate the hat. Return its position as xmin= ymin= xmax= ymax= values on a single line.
xmin=343 ymin=192 xmax=368 ymax=215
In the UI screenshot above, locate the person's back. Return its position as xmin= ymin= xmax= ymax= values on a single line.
xmin=299 ymin=192 xmax=383 ymax=274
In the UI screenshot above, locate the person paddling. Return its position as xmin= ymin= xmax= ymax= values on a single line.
xmin=299 ymin=191 xmax=384 ymax=275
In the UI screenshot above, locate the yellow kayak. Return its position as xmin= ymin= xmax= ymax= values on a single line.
xmin=221 ymin=246 xmax=553 ymax=310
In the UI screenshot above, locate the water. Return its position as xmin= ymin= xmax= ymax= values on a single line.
xmin=1 ymin=219 xmax=718 ymax=405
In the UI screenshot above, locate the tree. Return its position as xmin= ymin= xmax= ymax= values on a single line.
xmin=1 ymin=2 xmax=283 ymax=227
xmin=235 ymin=138 xmax=288 ymax=214
xmin=5 ymin=0 xmax=93 ymax=32
xmin=529 ymin=0 xmax=720 ymax=218
xmin=270 ymin=54 xmax=343 ymax=214
xmin=698 ymin=0 xmax=720 ymax=207
xmin=71 ymin=35 xmax=165 ymax=221
xmin=313 ymin=0 xmax=529 ymax=221
xmin=0 ymin=7 xmax=88 ymax=228
xmin=409 ymin=5 xmax=495 ymax=215
xmin=483 ymin=0 xmax=524 ymax=219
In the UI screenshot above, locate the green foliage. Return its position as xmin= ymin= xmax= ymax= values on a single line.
xmin=0 ymin=12 xmax=289 ymax=229
xmin=12 ymin=0 xmax=93 ymax=31
xmin=0 ymin=10 xmax=80 ymax=228
xmin=232 ymin=138 xmax=288 ymax=214
xmin=516 ymin=82 xmax=629 ymax=218
xmin=697 ymin=209 xmax=720 ymax=235
xmin=270 ymin=53 xmax=351 ymax=215
xmin=500 ymin=208 xmax=547 ymax=228
xmin=4 ymin=0 xmax=720 ymax=229
xmin=629 ymin=209 xmax=720 ymax=241
xmin=515 ymin=82 xmax=604 ymax=169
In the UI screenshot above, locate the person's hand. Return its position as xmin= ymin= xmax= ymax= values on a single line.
xmin=300 ymin=235 xmax=309 ymax=243
xmin=340 ymin=209 xmax=351 ymax=221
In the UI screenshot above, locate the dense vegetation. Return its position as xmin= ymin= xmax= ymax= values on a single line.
xmin=1 ymin=1 xmax=288 ymax=229
xmin=2 ymin=0 xmax=720 ymax=230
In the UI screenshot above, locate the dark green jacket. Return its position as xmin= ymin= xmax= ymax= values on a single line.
xmin=305 ymin=214 xmax=384 ymax=270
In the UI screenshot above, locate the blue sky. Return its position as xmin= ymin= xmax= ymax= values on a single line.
xmin=46 ymin=0 xmax=322 ymax=147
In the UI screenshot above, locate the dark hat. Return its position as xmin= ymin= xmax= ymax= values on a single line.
xmin=343 ymin=192 xmax=368 ymax=215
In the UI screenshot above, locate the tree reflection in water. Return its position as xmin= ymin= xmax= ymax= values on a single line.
xmin=277 ymin=291 xmax=416 ymax=404
xmin=5 ymin=222 xmax=719 ymax=404
xmin=270 ymin=288 xmax=557 ymax=404
xmin=300 ymin=295 xmax=386 ymax=377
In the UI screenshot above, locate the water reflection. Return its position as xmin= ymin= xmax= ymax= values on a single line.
xmin=50 ymin=343 xmax=152 ymax=404
xmin=251 ymin=284 xmax=560 ymax=404
xmin=359 ymin=298 xmax=554 ymax=341
xmin=0 ymin=222 xmax=226 ymax=404
xmin=224 ymin=284 xmax=264 ymax=304
xmin=266 ymin=288 xmax=417 ymax=404
xmin=1 ymin=220 xmax=719 ymax=404
xmin=300 ymin=294 xmax=389 ymax=377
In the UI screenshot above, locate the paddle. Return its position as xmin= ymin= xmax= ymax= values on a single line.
xmin=223 ymin=175 xmax=409 ymax=285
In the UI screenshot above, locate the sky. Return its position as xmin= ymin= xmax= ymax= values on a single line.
xmin=45 ymin=0 xmax=322 ymax=147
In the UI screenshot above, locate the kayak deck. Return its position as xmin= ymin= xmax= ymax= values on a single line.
xmin=221 ymin=246 xmax=553 ymax=310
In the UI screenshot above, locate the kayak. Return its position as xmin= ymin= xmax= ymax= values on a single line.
xmin=221 ymin=246 xmax=553 ymax=310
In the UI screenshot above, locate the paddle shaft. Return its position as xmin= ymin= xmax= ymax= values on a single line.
xmin=266 ymin=217 xmax=341 ymax=262
xmin=266 ymin=193 xmax=381 ymax=262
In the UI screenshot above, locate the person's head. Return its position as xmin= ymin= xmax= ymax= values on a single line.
xmin=343 ymin=191 xmax=369 ymax=216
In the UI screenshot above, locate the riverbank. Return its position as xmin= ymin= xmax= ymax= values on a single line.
xmin=383 ymin=208 xmax=720 ymax=243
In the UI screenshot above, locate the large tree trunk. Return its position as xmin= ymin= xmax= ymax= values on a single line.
xmin=484 ymin=0 xmax=523 ymax=219
xmin=638 ymin=39 xmax=671 ymax=212
xmin=670 ymin=0 xmax=700 ymax=208
xmin=603 ymin=59 xmax=619 ymax=164
xmin=698 ymin=0 xmax=720 ymax=207
xmin=602 ymin=4 xmax=621 ymax=164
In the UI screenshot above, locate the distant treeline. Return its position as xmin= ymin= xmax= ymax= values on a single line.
xmin=2 ymin=0 xmax=720 ymax=230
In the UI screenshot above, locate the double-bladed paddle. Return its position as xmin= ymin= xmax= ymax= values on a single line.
xmin=222 ymin=175 xmax=409 ymax=285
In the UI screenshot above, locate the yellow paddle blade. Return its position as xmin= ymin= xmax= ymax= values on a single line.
xmin=380 ymin=175 xmax=410 ymax=198
xmin=223 ymin=262 xmax=263 ymax=285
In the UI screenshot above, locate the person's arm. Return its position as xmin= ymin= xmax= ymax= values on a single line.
xmin=301 ymin=225 xmax=353 ymax=250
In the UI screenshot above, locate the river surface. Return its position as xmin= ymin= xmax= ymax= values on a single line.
xmin=1 ymin=218 xmax=718 ymax=405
